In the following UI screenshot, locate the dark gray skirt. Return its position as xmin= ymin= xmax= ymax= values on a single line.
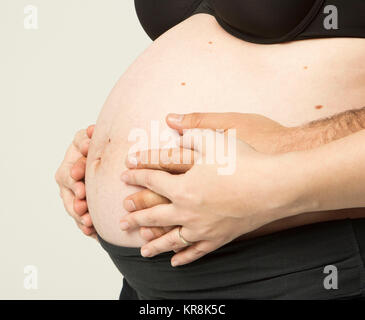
xmin=98 ymin=219 xmax=365 ymax=300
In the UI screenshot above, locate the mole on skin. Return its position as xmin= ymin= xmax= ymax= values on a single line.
xmin=315 ymin=105 xmax=323 ymax=110
xmin=304 ymin=66 xmax=308 ymax=70
xmin=208 ymin=41 xmax=213 ymax=44
xmin=181 ymin=82 xmax=186 ymax=86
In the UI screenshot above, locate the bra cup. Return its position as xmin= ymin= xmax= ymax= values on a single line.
xmin=212 ymin=0 xmax=317 ymax=39
xmin=135 ymin=0 xmax=202 ymax=40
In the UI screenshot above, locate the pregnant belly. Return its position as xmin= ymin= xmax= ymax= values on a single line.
xmin=85 ymin=14 xmax=365 ymax=247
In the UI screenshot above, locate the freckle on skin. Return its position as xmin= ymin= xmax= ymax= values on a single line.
xmin=304 ymin=66 xmax=308 ymax=70
xmin=181 ymin=82 xmax=186 ymax=86
xmin=315 ymin=105 xmax=323 ymax=110
xmin=208 ymin=41 xmax=213 ymax=44
xmin=108 ymin=138 xmax=111 ymax=143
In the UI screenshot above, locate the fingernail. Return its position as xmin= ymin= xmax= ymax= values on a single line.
xmin=168 ymin=114 xmax=184 ymax=124
xmin=171 ymin=259 xmax=180 ymax=267
xmin=125 ymin=199 xmax=136 ymax=211
xmin=80 ymin=218 xmax=85 ymax=225
xmin=121 ymin=173 xmax=130 ymax=183
xmin=141 ymin=248 xmax=151 ymax=257
xmin=127 ymin=155 xmax=138 ymax=168
xmin=120 ymin=221 xmax=130 ymax=230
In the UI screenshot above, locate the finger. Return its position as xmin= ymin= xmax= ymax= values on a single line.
xmin=73 ymin=198 xmax=88 ymax=215
xmin=73 ymin=129 xmax=89 ymax=156
xmin=79 ymin=140 xmax=90 ymax=157
xmin=124 ymin=189 xmax=170 ymax=212
xmin=76 ymin=221 xmax=96 ymax=236
xmin=55 ymin=145 xmax=83 ymax=188
xmin=61 ymin=188 xmax=81 ymax=222
xmin=171 ymin=240 xmax=216 ymax=266
xmin=140 ymin=227 xmax=189 ymax=257
xmin=73 ymin=181 xmax=86 ymax=199
xmin=126 ymin=148 xmax=195 ymax=173
xmin=62 ymin=143 xmax=84 ymax=168
xmin=124 ymin=189 xmax=171 ymax=241
xmin=179 ymin=129 xmax=217 ymax=155
xmin=70 ymin=157 xmax=86 ymax=181
xmin=60 ymin=168 xmax=79 ymax=195
xmin=139 ymin=226 xmax=173 ymax=241
xmin=166 ymin=113 xmax=238 ymax=134
xmin=87 ymin=125 xmax=95 ymax=139
xmin=121 ymin=169 xmax=177 ymax=199
xmin=79 ymin=213 xmax=93 ymax=228
xmin=120 ymin=204 xmax=181 ymax=230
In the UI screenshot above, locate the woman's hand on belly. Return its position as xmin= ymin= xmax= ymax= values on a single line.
xmin=120 ymin=112 xmax=293 ymax=242
xmin=117 ymin=113 xmax=303 ymax=266
xmin=119 ymin=128 xmax=300 ymax=266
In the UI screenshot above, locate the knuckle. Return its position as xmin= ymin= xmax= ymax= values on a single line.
xmin=73 ymin=129 xmax=86 ymax=147
xmin=195 ymin=224 xmax=212 ymax=238
xmin=54 ymin=170 xmax=61 ymax=184
xmin=176 ymin=187 xmax=199 ymax=206
xmin=67 ymin=173 xmax=76 ymax=186
xmin=173 ymin=184 xmax=188 ymax=201
xmin=168 ymin=186 xmax=180 ymax=200
xmin=189 ymin=191 xmax=202 ymax=206
xmin=75 ymin=129 xmax=85 ymax=139
xmin=55 ymin=166 xmax=66 ymax=184
xmin=149 ymin=242 xmax=160 ymax=254
xmin=190 ymin=113 xmax=203 ymax=128
xmin=144 ymin=214 xmax=157 ymax=226
xmin=184 ymin=189 xmax=198 ymax=204
xmin=191 ymin=245 xmax=207 ymax=257
xmin=167 ymin=232 xmax=179 ymax=249
xmin=144 ymin=171 xmax=154 ymax=189
xmin=196 ymin=227 xmax=208 ymax=239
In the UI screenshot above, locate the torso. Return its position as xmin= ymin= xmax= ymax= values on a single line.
xmin=86 ymin=14 xmax=365 ymax=247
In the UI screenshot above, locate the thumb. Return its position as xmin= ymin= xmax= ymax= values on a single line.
xmin=87 ymin=125 xmax=95 ymax=139
xmin=166 ymin=113 xmax=238 ymax=134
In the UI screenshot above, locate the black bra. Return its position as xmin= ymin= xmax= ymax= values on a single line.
xmin=134 ymin=0 xmax=365 ymax=44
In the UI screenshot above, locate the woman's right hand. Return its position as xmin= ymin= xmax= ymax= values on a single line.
xmin=55 ymin=125 xmax=96 ymax=238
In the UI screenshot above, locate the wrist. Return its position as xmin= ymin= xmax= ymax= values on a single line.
xmin=265 ymin=151 xmax=320 ymax=221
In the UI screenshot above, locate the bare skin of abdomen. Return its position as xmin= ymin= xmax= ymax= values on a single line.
xmin=85 ymin=14 xmax=365 ymax=247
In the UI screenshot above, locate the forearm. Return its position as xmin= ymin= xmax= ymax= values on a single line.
xmin=286 ymin=129 xmax=365 ymax=214
xmin=278 ymin=106 xmax=365 ymax=153
xmin=237 ymin=130 xmax=365 ymax=240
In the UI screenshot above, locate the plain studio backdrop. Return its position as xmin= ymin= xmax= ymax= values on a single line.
xmin=0 ymin=0 xmax=151 ymax=299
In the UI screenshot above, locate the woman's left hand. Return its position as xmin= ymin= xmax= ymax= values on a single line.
xmin=120 ymin=130 xmax=301 ymax=267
